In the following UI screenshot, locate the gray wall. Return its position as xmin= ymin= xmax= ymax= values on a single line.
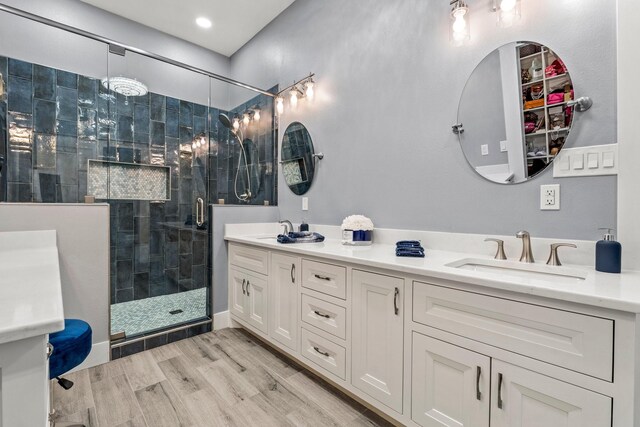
xmin=459 ymin=49 xmax=508 ymax=168
xmin=230 ymin=0 xmax=618 ymax=240
xmin=211 ymin=206 xmax=279 ymax=314
xmin=0 ymin=204 xmax=110 ymax=347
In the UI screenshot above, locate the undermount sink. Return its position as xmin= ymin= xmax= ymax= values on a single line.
xmin=446 ymin=258 xmax=587 ymax=283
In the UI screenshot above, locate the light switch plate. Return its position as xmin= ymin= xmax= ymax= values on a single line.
xmin=553 ymin=144 xmax=618 ymax=177
xmin=481 ymin=144 xmax=489 ymax=156
xmin=302 ymin=197 xmax=309 ymax=211
xmin=500 ymin=140 xmax=508 ymax=152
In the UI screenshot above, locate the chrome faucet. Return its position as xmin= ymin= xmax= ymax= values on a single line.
xmin=279 ymin=220 xmax=293 ymax=235
xmin=516 ymin=230 xmax=535 ymax=263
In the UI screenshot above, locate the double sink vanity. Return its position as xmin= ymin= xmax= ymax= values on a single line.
xmin=225 ymin=223 xmax=640 ymax=427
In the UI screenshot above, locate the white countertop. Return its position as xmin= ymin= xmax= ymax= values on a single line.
xmin=0 ymin=230 xmax=65 ymax=345
xmin=226 ymin=226 xmax=640 ymax=313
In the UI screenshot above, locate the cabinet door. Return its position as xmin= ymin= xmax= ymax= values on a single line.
xmin=412 ymin=333 xmax=490 ymax=427
xmin=490 ymin=360 xmax=611 ymax=427
xmin=246 ymin=273 xmax=269 ymax=334
xmin=269 ymin=253 xmax=299 ymax=351
xmin=229 ymin=267 xmax=248 ymax=320
xmin=352 ymin=270 xmax=404 ymax=413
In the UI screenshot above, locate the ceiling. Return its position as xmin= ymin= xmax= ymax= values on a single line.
xmin=79 ymin=0 xmax=296 ymax=57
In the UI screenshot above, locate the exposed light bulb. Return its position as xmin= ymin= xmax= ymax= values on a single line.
xmin=192 ymin=141 xmax=197 ymax=149
xmin=196 ymin=140 xmax=201 ymax=148
xmin=497 ymin=0 xmax=520 ymax=27
xmin=253 ymin=109 xmax=261 ymax=121
xmin=290 ymin=88 xmax=299 ymax=109
xmin=452 ymin=11 xmax=467 ymax=34
xmin=450 ymin=3 xmax=470 ymax=46
xmin=500 ymin=0 xmax=516 ymax=11
xmin=200 ymin=136 xmax=207 ymax=146
xmin=305 ymin=81 xmax=315 ymax=101
xmin=232 ymin=118 xmax=240 ymax=131
xmin=276 ymin=96 xmax=284 ymax=115
xmin=243 ymin=113 xmax=250 ymax=126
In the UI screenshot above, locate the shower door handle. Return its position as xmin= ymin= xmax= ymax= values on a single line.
xmin=196 ymin=198 xmax=204 ymax=227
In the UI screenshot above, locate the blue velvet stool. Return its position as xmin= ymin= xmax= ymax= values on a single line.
xmin=48 ymin=319 xmax=92 ymax=427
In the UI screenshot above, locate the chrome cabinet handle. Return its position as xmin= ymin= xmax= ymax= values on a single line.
xmin=394 ymin=287 xmax=400 ymax=315
xmin=242 ymin=278 xmax=246 ymax=295
xmin=246 ymin=281 xmax=250 ymax=296
xmin=314 ymin=274 xmax=331 ymax=281
xmin=313 ymin=310 xmax=331 ymax=319
xmin=476 ymin=366 xmax=482 ymax=401
xmin=497 ymin=373 xmax=504 ymax=409
xmin=313 ymin=346 xmax=330 ymax=357
xmin=46 ymin=343 xmax=54 ymax=359
xmin=291 ymin=264 xmax=296 ymax=283
xmin=196 ymin=197 xmax=204 ymax=227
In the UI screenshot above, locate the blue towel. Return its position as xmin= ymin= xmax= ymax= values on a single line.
xmin=396 ymin=240 xmax=422 ymax=248
xmin=277 ymin=232 xmax=325 ymax=244
xmin=396 ymin=247 xmax=425 ymax=258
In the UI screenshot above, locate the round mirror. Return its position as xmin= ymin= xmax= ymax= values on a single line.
xmin=458 ymin=42 xmax=576 ymax=184
xmin=281 ymin=122 xmax=316 ymax=195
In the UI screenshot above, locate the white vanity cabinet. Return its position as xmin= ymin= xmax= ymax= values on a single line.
xmin=227 ymin=240 xmax=632 ymax=427
xmin=490 ymin=360 xmax=611 ymax=427
xmin=269 ymin=253 xmax=300 ymax=351
xmin=229 ymin=266 xmax=269 ymax=334
xmin=412 ymin=333 xmax=490 ymax=427
xmin=351 ymin=270 xmax=405 ymax=413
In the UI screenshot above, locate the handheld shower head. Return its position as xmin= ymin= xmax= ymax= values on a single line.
xmin=218 ymin=113 xmax=233 ymax=131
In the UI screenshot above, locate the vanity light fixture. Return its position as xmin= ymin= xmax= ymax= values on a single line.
xmin=242 ymin=113 xmax=250 ymax=126
xmin=253 ymin=108 xmax=261 ymax=122
xmin=289 ymin=87 xmax=301 ymax=109
xmin=450 ymin=0 xmax=470 ymax=47
xmin=494 ymin=0 xmax=521 ymax=28
xmin=274 ymin=73 xmax=316 ymax=115
xmin=276 ymin=96 xmax=284 ymax=115
xmin=304 ymin=79 xmax=315 ymax=101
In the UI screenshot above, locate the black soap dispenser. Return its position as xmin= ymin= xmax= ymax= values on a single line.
xmin=595 ymin=228 xmax=621 ymax=274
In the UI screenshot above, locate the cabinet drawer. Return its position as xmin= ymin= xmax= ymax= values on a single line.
xmin=301 ymin=327 xmax=346 ymax=380
xmin=229 ymin=244 xmax=269 ymax=275
xmin=302 ymin=259 xmax=347 ymax=299
xmin=301 ymin=294 xmax=347 ymax=340
xmin=413 ymin=282 xmax=614 ymax=381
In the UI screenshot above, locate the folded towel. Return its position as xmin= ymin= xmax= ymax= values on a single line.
xmin=289 ymin=231 xmax=312 ymax=238
xmin=396 ymin=247 xmax=425 ymax=258
xmin=277 ymin=232 xmax=325 ymax=244
xmin=277 ymin=234 xmax=297 ymax=244
xmin=396 ymin=240 xmax=423 ymax=248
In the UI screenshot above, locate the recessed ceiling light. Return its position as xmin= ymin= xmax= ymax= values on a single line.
xmin=196 ymin=17 xmax=212 ymax=29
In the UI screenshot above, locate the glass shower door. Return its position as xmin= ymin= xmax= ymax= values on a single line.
xmin=106 ymin=50 xmax=211 ymax=340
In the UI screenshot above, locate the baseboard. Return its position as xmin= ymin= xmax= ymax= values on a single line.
xmin=213 ymin=310 xmax=231 ymax=330
xmin=69 ymin=340 xmax=110 ymax=373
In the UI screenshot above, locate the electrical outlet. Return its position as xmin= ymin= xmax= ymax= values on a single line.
xmin=302 ymin=197 xmax=309 ymax=211
xmin=500 ymin=140 xmax=508 ymax=152
xmin=540 ymin=184 xmax=560 ymax=210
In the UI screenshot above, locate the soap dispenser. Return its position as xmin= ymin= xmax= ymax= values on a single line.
xmin=595 ymin=228 xmax=621 ymax=274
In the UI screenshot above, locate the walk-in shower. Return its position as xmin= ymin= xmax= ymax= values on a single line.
xmin=0 ymin=3 xmax=277 ymax=357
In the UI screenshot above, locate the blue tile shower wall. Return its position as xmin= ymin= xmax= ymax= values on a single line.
xmin=214 ymin=90 xmax=277 ymax=206
xmin=1 ymin=56 xmax=277 ymax=307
